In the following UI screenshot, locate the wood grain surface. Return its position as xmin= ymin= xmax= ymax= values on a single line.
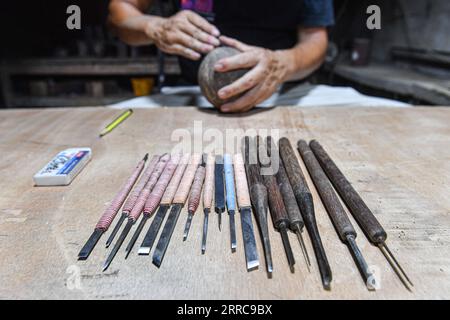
xmin=0 ymin=106 xmax=449 ymax=299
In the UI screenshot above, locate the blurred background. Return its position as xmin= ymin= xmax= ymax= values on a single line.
xmin=0 ymin=0 xmax=449 ymax=108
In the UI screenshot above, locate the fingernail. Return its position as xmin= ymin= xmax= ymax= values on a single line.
xmin=221 ymin=106 xmax=230 ymax=112
xmin=212 ymin=28 xmax=220 ymax=37
xmin=218 ymin=89 xmax=227 ymax=98
xmin=209 ymin=36 xmax=220 ymax=46
xmin=214 ymin=63 xmax=224 ymax=71
xmin=204 ymin=44 xmax=214 ymax=52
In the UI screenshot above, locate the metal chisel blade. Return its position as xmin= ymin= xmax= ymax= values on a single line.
xmin=106 ymin=213 xmax=126 ymax=248
xmin=78 ymin=229 xmax=103 ymax=260
xmin=201 ymin=209 xmax=209 ymax=254
xmin=240 ymin=208 xmax=259 ymax=271
xmin=229 ymin=211 xmax=237 ymax=252
xmin=152 ymin=204 xmax=183 ymax=268
xmin=138 ymin=205 xmax=169 ymax=255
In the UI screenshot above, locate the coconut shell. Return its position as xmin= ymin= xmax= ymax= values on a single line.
xmin=198 ymin=46 xmax=250 ymax=108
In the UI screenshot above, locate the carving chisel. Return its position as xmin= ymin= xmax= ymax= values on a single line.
xmin=102 ymin=154 xmax=170 ymax=271
xmin=224 ymin=154 xmax=237 ymax=252
xmin=214 ymin=155 xmax=225 ymax=231
xmin=298 ymin=140 xmax=376 ymax=289
xmin=234 ymin=152 xmax=259 ymax=272
xmin=183 ymin=156 xmax=206 ymax=240
xmin=105 ymin=154 xmax=159 ymax=248
xmin=242 ymin=137 xmax=273 ymax=275
xmin=201 ymin=154 xmax=215 ymax=254
xmin=279 ymin=137 xmax=332 ymax=290
xmin=266 ymin=136 xmax=311 ymax=271
xmin=78 ymin=153 xmax=148 ymax=260
xmin=309 ymin=140 xmax=413 ymax=290
xmin=257 ymin=137 xmax=295 ymax=272
xmin=153 ymin=154 xmax=201 ymax=267
xmin=124 ymin=153 xmax=180 ymax=258
xmin=138 ymin=153 xmax=190 ymax=255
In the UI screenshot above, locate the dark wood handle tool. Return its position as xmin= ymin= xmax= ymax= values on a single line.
xmin=242 ymin=137 xmax=272 ymax=275
xmin=257 ymin=136 xmax=295 ymax=272
xmin=279 ymin=137 xmax=332 ymax=290
xmin=214 ymin=155 xmax=225 ymax=231
xmin=309 ymin=139 xmax=413 ymax=290
xmin=266 ymin=136 xmax=311 ymax=271
xmin=298 ymin=140 xmax=376 ymax=290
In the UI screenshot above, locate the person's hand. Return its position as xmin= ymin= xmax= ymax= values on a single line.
xmin=148 ymin=10 xmax=220 ymax=60
xmin=214 ymin=36 xmax=289 ymax=113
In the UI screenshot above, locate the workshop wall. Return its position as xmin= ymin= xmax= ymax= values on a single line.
xmin=372 ymin=0 xmax=450 ymax=61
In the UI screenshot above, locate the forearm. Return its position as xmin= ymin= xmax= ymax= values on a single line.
xmin=108 ymin=0 xmax=162 ymax=46
xmin=276 ymin=27 xmax=328 ymax=81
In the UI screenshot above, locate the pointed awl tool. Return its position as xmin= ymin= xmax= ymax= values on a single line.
xmin=242 ymin=137 xmax=273 ymax=275
xmin=102 ymin=154 xmax=170 ymax=271
xmin=224 ymin=154 xmax=237 ymax=252
xmin=266 ymin=136 xmax=311 ymax=271
xmin=78 ymin=153 xmax=148 ymax=260
xmin=201 ymin=154 xmax=215 ymax=254
xmin=257 ymin=136 xmax=295 ymax=273
xmin=309 ymin=139 xmax=413 ymax=291
xmin=214 ymin=155 xmax=225 ymax=231
xmin=124 ymin=153 xmax=181 ymax=258
xmin=105 ymin=154 xmax=160 ymax=248
xmin=138 ymin=153 xmax=190 ymax=255
xmin=234 ymin=152 xmax=259 ymax=272
xmin=279 ymin=137 xmax=332 ymax=290
xmin=298 ymin=140 xmax=376 ymax=290
xmin=153 ymin=154 xmax=201 ymax=268
xmin=183 ymin=156 xmax=206 ymax=241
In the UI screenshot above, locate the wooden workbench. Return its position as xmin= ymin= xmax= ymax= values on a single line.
xmin=0 ymin=106 xmax=449 ymax=300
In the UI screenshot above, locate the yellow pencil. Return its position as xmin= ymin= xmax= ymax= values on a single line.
xmin=99 ymin=109 xmax=133 ymax=138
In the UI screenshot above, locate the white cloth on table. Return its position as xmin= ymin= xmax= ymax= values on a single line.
xmin=108 ymin=84 xmax=409 ymax=109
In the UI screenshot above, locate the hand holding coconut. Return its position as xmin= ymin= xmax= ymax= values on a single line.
xmin=199 ymin=36 xmax=290 ymax=113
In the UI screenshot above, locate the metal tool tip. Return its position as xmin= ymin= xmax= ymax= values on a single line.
xmin=152 ymin=257 xmax=162 ymax=268
xmin=138 ymin=247 xmax=150 ymax=255
xmin=77 ymin=255 xmax=87 ymax=261
xmin=322 ymin=279 xmax=332 ymax=291
xmin=183 ymin=234 xmax=187 ymax=241
xmin=247 ymin=260 xmax=260 ymax=272
xmin=102 ymin=263 xmax=109 ymax=272
xmin=143 ymin=153 xmax=149 ymax=161
xmin=201 ymin=248 xmax=206 ymax=255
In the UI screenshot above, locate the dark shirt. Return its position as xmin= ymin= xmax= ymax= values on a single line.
xmin=177 ymin=0 xmax=335 ymax=83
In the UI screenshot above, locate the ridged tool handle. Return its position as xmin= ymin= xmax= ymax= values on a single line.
xmin=202 ymin=154 xmax=215 ymax=211
xmin=129 ymin=154 xmax=170 ymax=221
xmin=173 ymin=154 xmax=202 ymax=204
xmin=161 ymin=153 xmax=190 ymax=205
xmin=214 ymin=155 xmax=225 ymax=212
xmin=309 ymin=140 xmax=387 ymax=244
xmin=188 ymin=161 xmax=206 ymax=214
xmin=266 ymin=137 xmax=305 ymax=230
xmin=122 ymin=155 xmax=160 ymax=214
xmin=243 ymin=137 xmax=268 ymax=212
xmin=298 ymin=140 xmax=356 ymax=242
xmin=233 ymin=153 xmax=251 ymax=208
xmin=224 ymin=154 xmax=237 ymax=211
xmin=144 ymin=153 xmax=181 ymax=215
xmin=95 ymin=154 xmax=147 ymax=231
xmin=258 ymin=139 xmax=289 ymax=229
